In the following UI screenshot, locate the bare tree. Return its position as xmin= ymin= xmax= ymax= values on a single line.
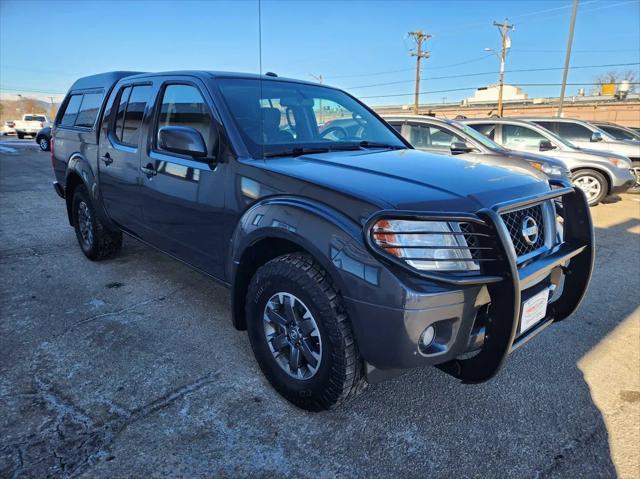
xmin=594 ymin=70 xmax=638 ymax=93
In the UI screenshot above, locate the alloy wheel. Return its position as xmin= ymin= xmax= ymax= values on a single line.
xmin=77 ymin=201 xmax=93 ymax=248
xmin=574 ymin=175 xmax=602 ymax=203
xmin=263 ymin=292 xmax=322 ymax=380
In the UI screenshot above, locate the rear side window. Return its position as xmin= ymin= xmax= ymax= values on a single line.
xmin=74 ymin=93 xmax=103 ymax=128
xmin=467 ymin=123 xmax=496 ymax=140
xmin=113 ymin=85 xmax=152 ymax=146
xmin=60 ymin=95 xmax=83 ymax=127
xmin=156 ymin=84 xmax=215 ymax=154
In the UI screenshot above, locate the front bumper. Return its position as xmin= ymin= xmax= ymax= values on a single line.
xmin=611 ymin=168 xmax=636 ymax=193
xmin=351 ymin=184 xmax=594 ymax=382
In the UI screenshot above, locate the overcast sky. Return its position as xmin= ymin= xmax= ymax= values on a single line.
xmin=1 ymin=0 xmax=639 ymax=105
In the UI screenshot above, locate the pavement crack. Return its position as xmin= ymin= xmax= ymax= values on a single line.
xmin=0 ymin=372 xmax=219 ymax=479
xmin=57 ymin=286 xmax=184 ymax=338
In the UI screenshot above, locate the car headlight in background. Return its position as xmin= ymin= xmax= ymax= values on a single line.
xmin=530 ymin=161 xmax=565 ymax=177
xmin=371 ymin=219 xmax=479 ymax=271
xmin=607 ymin=157 xmax=632 ymax=169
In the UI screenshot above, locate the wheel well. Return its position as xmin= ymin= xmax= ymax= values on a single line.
xmin=232 ymin=237 xmax=308 ymax=331
xmin=571 ymin=167 xmax=612 ymax=195
xmin=65 ymin=172 xmax=84 ymax=225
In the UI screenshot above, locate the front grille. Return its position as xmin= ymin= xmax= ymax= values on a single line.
xmin=501 ymin=204 xmax=545 ymax=257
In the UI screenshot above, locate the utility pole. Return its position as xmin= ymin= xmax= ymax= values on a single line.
xmin=48 ymin=96 xmax=55 ymax=119
xmin=492 ymin=19 xmax=514 ymax=117
xmin=409 ymin=30 xmax=431 ymax=114
xmin=558 ymin=0 xmax=579 ymax=117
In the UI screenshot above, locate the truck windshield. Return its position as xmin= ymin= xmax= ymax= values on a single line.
xmin=216 ymin=78 xmax=406 ymax=158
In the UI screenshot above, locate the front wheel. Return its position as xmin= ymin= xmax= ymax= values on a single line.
xmin=572 ymin=169 xmax=608 ymax=206
xmin=246 ymin=253 xmax=365 ymax=411
xmin=16 ymin=132 xmax=25 ymax=139
xmin=72 ymin=185 xmax=122 ymax=260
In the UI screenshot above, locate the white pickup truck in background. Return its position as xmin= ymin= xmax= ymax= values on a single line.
xmin=12 ymin=114 xmax=49 ymax=139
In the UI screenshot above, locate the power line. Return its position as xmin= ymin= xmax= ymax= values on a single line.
xmin=358 ymin=82 xmax=640 ymax=99
xmin=344 ymin=62 xmax=640 ymax=89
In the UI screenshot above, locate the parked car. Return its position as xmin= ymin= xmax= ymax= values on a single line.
xmin=35 ymin=126 xmax=51 ymax=151
xmin=463 ymin=118 xmax=635 ymax=205
xmin=52 ymin=71 xmax=593 ymax=411
xmin=383 ymin=115 xmax=570 ymax=181
xmin=524 ymin=117 xmax=640 ymax=192
xmin=2 ymin=120 xmax=16 ymax=136
xmin=592 ymin=121 xmax=640 ymax=142
xmin=13 ymin=114 xmax=49 ymax=139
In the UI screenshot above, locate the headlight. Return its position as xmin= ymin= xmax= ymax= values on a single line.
xmin=608 ymin=157 xmax=631 ymax=169
xmin=530 ymin=161 xmax=564 ymax=177
xmin=371 ymin=219 xmax=479 ymax=271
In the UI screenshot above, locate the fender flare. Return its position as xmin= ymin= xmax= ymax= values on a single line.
xmin=226 ymin=195 xmax=366 ymax=329
xmin=65 ymin=153 xmax=115 ymax=228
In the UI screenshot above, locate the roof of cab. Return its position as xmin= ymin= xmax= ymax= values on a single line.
xmin=68 ymin=70 xmax=327 ymax=94
xmin=68 ymin=71 xmax=145 ymax=92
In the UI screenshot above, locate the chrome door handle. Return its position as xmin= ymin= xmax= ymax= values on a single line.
xmin=141 ymin=164 xmax=157 ymax=177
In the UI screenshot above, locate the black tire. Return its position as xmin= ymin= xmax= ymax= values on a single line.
xmin=572 ymin=169 xmax=608 ymax=206
xmin=246 ymin=253 xmax=365 ymax=411
xmin=38 ymin=137 xmax=50 ymax=151
xmin=16 ymin=132 xmax=24 ymax=139
xmin=628 ymin=161 xmax=640 ymax=194
xmin=72 ymin=185 xmax=122 ymax=260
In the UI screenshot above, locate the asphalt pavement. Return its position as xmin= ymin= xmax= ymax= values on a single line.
xmin=1 ymin=139 xmax=638 ymax=478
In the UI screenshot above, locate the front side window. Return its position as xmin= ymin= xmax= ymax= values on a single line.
xmin=75 ymin=92 xmax=103 ymax=128
xmin=502 ymin=125 xmax=547 ymax=150
xmin=157 ymin=84 xmax=215 ymax=154
xmin=557 ymin=122 xmax=593 ymax=141
xmin=406 ymin=124 xmax=464 ymax=150
xmin=60 ymin=95 xmax=83 ymax=127
xmin=216 ymin=78 xmax=405 ymax=158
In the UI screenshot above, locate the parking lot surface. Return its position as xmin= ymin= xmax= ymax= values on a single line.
xmin=1 ymin=140 xmax=639 ymax=478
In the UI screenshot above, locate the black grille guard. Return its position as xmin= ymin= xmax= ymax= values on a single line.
xmin=437 ymin=182 xmax=595 ymax=383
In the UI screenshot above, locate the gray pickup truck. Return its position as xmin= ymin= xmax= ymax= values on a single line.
xmin=51 ymin=71 xmax=593 ymax=411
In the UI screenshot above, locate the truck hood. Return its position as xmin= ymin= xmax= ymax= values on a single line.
xmin=260 ymin=148 xmax=552 ymax=214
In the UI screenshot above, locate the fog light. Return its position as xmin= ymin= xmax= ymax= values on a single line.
xmin=421 ymin=326 xmax=435 ymax=348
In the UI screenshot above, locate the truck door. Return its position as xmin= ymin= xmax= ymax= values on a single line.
xmin=98 ymin=83 xmax=153 ymax=233
xmin=138 ymin=79 xmax=228 ymax=278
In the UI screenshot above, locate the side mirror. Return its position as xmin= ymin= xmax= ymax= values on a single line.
xmin=158 ymin=126 xmax=207 ymax=158
xmin=539 ymin=139 xmax=555 ymax=151
xmin=450 ymin=141 xmax=473 ymax=155
xmin=591 ymin=131 xmax=603 ymax=142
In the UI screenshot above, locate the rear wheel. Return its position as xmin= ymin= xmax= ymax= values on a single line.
xmin=572 ymin=169 xmax=608 ymax=206
xmin=72 ymin=185 xmax=122 ymax=260
xmin=246 ymin=253 xmax=365 ymax=411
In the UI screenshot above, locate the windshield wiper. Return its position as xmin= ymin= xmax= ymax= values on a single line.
xmin=357 ymin=140 xmax=404 ymax=150
xmin=264 ymin=144 xmax=364 ymax=158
